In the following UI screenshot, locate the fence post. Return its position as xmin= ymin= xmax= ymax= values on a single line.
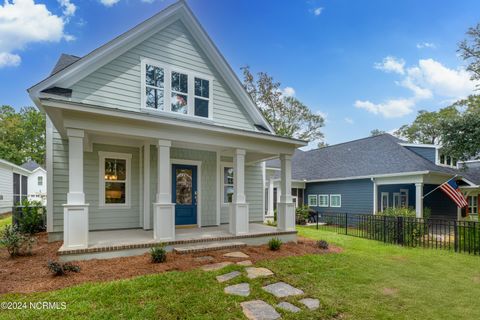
xmin=316 ymin=211 xmax=319 ymax=230
xmin=454 ymin=220 xmax=459 ymax=253
xmin=344 ymin=213 xmax=348 ymax=235
xmin=397 ymin=216 xmax=404 ymax=245
xmin=383 ymin=215 xmax=387 ymax=243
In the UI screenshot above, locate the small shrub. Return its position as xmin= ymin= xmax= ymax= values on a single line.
xmin=150 ymin=245 xmax=167 ymax=263
xmin=47 ymin=261 xmax=81 ymax=276
xmin=268 ymin=237 xmax=282 ymax=251
xmin=0 ymin=225 xmax=35 ymax=257
xmin=17 ymin=200 xmax=45 ymax=234
xmin=317 ymin=240 xmax=329 ymax=249
xmin=295 ymin=205 xmax=310 ymax=225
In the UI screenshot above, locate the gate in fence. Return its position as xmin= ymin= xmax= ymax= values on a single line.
xmin=315 ymin=212 xmax=480 ymax=255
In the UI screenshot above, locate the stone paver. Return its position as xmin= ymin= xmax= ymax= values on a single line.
xmin=262 ymin=282 xmax=304 ymax=298
xmin=223 ymin=251 xmax=249 ymax=258
xmin=201 ymin=261 xmax=232 ymax=271
xmin=241 ymin=300 xmax=281 ymax=320
xmin=276 ymin=301 xmax=301 ymax=313
xmin=237 ymin=260 xmax=253 ymax=266
xmin=299 ymin=298 xmax=320 ymax=310
xmin=224 ymin=283 xmax=250 ymax=297
xmin=246 ymin=267 xmax=274 ymax=279
xmin=194 ymin=256 xmax=214 ymax=262
xmin=216 ymin=271 xmax=241 ymax=283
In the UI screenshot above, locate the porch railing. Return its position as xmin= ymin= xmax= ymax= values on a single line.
xmin=311 ymin=212 xmax=480 ymax=255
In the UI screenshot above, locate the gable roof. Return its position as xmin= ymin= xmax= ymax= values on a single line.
xmin=0 ymin=159 xmax=31 ymax=175
xmin=50 ymin=54 xmax=81 ymax=76
xmin=28 ymin=0 xmax=273 ymax=133
xmin=20 ymin=160 xmax=44 ymax=172
xmin=274 ymin=134 xmax=456 ymax=181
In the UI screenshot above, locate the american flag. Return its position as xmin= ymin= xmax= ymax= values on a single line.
xmin=440 ymin=178 xmax=468 ymax=208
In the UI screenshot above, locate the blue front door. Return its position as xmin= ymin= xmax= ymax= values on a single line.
xmin=172 ymin=164 xmax=197 ymax=225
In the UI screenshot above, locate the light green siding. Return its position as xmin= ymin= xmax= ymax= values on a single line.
xmin=70 ymin=20 xmax=255 ymax=131
xmin=52 ymin=131 xmax=68 ymax=233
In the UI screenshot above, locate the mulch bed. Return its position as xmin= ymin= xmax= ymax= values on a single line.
xmin=0 ymin=232 xmax=341 ymax=295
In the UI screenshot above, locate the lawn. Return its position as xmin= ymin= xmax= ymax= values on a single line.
xmin=0 ymin=214 xmax=11 ymax=229
xmin=1 ymin=227 xmax=479 ymax=319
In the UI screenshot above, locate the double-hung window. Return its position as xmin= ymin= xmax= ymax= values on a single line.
xmin=38 ymin=176 xmax=43 ymax=186
xmin=308 ymin=195 xmax=318 ymax=207
xmin=223 ymin=166 xmax=234 ymax=204
xmin=99 ymin=152 xmax=131 ymax=207
xmin=142 ymin=59 xmax=212 ymax=119
xmin=318 ymin=194 xmax=329 ymax=207
xmin=330 ymin=194 xmax=341 ymax=208
xmin=468 ymin=195 xmax=478 ymax=215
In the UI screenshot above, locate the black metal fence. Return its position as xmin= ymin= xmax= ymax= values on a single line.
xmin=313 ymin=212 xmax=480 ymax=255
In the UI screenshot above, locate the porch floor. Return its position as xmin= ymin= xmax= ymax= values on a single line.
xmin=87 ymin=223 xmax=278 ymax=249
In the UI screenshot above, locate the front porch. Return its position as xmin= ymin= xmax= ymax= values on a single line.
xmin=58 ymin=223 xmax=297 ymax=261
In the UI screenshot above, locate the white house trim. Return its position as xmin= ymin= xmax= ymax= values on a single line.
xmin=216 ymin=151 xmax=221 ymax=225
xmin=380 ymin=192 xmax=389 ymax=212
xmin=46 ymin=116 xmax=54 ymax=232
xmin=98 ymin=151 xmax=132 ymax=209
xmin=171 ymin=158 xmax=202 ymax=227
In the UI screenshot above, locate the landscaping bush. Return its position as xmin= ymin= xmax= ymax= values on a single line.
xmin=16 ymin=200 xmax=46 ymax=234
xmin=317 ymin=240 xmax=329 ymax=249
xmin=295 ymin=205 xmax=310 ymax=225
xmin=150 ymin=245 xmax=167 ymax=263
xmin=47 ymin=261 xmax=81 ymax=276
xmin=268 ymin=237 xmax=282 ymax=251
xmin=0 ymin=225 xmax=35 ymax=257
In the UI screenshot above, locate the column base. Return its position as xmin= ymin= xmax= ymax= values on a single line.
xmin=229 ymin=202 xmax=249 ymax=236
xmin=277 ymin=202 xmax=295 ymax=231
xmin=63 ymin=203 xmax=89 ymax=249
xmin=153 ymin=203 xmax=175 ymax=241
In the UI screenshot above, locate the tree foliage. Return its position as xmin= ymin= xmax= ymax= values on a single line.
xmin=458 ymin=23 xmax=480 ymax=86
xmin=0 ymin=106 xmax=45 ymax=165
xmin=370 ymin=129 xmax=385 ymax=136
xmin=241 ymin=66 xmax=325 ymax=142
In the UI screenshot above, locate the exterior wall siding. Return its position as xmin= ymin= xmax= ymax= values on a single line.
xmin=377 ymin=184 xmax=415 ymax=210
xmin=70 ymin=21 xmax=255 ymax=131
xmin=423 ymin=184 xmax=457 ymax=218
xmin=404 ymin=146 xmax=436 ymax=163
xmin=52 ymin=130 xmax=68 ymax=233
xmin=304 ymin=179 xmax=374 ymax=215
xmin=0 ymin=165 xmax=13 ymax=214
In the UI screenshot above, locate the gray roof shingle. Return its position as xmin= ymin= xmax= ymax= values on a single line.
xmin=50 ymin=53 xmax=81 ymax=76
xmin=268 ymin=134 xmax=455 ymax=181
xmin=20 ymin=160 xmax=43 ymax=171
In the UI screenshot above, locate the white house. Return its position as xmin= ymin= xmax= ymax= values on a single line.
xmin=28 ymin=1 xmax=305 ymax=260
xmin=0 ymin=159 xmax=31 ymax=215
xmin=21 ymin=160 xmax=47 ymax=205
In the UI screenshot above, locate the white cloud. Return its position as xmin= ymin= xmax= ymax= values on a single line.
xmin=0 ymin=0 xmax=73 ymax=68
xmin=312 ymin=7 xmax=323 ymax=16
xmin=416 ymin=42 xmax=436 ymax=49
xmin=282 ymin=86 xmax=295 ymax=97
xmin=141 ymin=0 xmax=156 ymax=3
xmin=100 ymin=0 xmax=120 ymax=6
xmin=58 ymin=0 xmax=76 ymax=18
xmin=354 ymin=99 xmax=415 ymax=118
xmin=0 ymin=52 xmax=21 ymax=67
xmin=344 ymin=117 xmax=354 ymax=124
xmin=374 ymin=56 xmax=405 ymax=75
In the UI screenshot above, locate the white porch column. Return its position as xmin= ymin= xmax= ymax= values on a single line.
xmin=277 ymin=154 xmax=295 ymax=231
xmin=63 ymin=129 xmax=89 ymax=249
xmin=229 ymin=149 xmax=249 ymax=235
xmin=415 ymin=182 xmax=424 ymax=218
xmin=153 ymin=140 xmax=175 ymax=241
xmin=372 ymin=178 xmax=378 ymax=215
xmin=143 ymin=142 xmax=151 ymax=230
xmin=266 ymin=177 xmax=275 ymax=219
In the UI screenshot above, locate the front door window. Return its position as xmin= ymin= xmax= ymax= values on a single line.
xmin=175 ymin=168 xmax=193 ymax=205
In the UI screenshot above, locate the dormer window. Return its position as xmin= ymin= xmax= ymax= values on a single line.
xmin=141 ymin=58 xmax=212 ymax=119
xmin=438 ymin=153 xmax=457 ymax=168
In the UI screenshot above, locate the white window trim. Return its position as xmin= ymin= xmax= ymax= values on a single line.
xmin=221 ymin=162 xmax=234 ymax=206
xmin=99 ymin=151 xmax=132 ymax=209
xmin=140 ymin=57 xmax=213 ymax=120
xmin=393 ymin=193 xmax=400 ymax=208
xmin=468 ymin=195 xmax=478 ymax=215
xmin=400 ymin=189 xmax=409 ymax=207
xmin=308 ymin=194 xmax=318 ymax=207
xmin=381 ymin=192 xmax=389 ymax=211
xmin=318 ymin=194 xmax=329 ymax=207
xmin=330 ymin=194 xmax=341 ymax=208
xmin=38 ymin=176 xmax=43 ymax=186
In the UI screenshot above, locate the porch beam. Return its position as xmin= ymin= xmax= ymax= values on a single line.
xmin=415 ymin=182 xmax=424 ymax=218
xmin=229 ymin=149 xmax=249 ymax=235
xmin=277 ymin=154 xmax=295 ymax=231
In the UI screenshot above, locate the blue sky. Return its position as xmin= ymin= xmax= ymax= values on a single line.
xmin=1 ymin=0 xmax=479 ymax=145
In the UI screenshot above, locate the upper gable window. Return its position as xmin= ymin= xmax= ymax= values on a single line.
xmin=141 ymin=58 xmax=212 ymax=119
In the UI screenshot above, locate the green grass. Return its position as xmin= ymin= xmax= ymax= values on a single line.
xmin=1 ymin=227 xmax=480 ymax=319
xmin=0 ymin=214 xmax=11 ymax=229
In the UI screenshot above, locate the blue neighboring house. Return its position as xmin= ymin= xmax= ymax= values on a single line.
xmin=265 ymin=134 xmax=480 ymax=221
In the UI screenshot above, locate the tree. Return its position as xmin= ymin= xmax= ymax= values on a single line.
xmin=317 ymin=141 xmax=329 ymax=148
xmin=0 ymin=106 xmax=45 ymax=165
xmin=458 ymin=23 xmax=480 ymax=86
xmin=394 ymin=107 xmax=459 ymax=144
xmin=241 ymin=66 xmax=325 ymax=142
xmin=370 ymin=129 xmax=385 ymax=136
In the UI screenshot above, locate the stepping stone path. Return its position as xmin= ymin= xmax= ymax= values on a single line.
xmin=224 ymin=283 xmax=250 ymax=297
xmin=246 ymin=267 xmax=274 ymax=279
xmin=194 ymin=256 xmax=214 ymax=262
xmin=236 ymin=260 xmax=253 ymax=266
xmin=223 ymin=251 xmax=249 ymax=258
xmin=299 ymin=298 xmax=320 ymax=310
xmin=216 ymin=271 xmax=241 ymax=283
xmin=276 ymin=302 xmax=301 ymax=313
xmin=201 ymin=261 xmax=232 ymax=271
xmin=262 ymin=282 xmax=304 ymax=298
xmin=241 ymin=300 xmax=281 ymax=320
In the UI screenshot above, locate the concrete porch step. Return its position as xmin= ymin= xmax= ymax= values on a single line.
xmin=173 ymin=241 xmax=247 ymax=254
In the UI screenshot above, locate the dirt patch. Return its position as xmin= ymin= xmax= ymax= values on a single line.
xmin=390 ymin=255 xmax=408 ymax=262
xmin=382 ymin=287 xmax=398 ymax=296
xmin=473 ymin=275 xmax=480 ymax=284
xmin=0 ymin=234 xmax=341 ymax=295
